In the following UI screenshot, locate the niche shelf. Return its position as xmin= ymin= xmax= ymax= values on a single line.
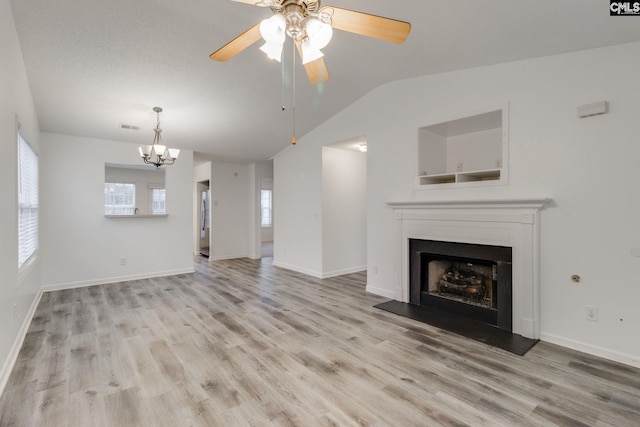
xmin=417 ymin=168 xmax=502 ymax=186
xmin=416 ymin=105 xmax=508 ymax=189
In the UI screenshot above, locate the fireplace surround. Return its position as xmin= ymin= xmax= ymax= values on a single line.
xmin=387 ymin=199 xmax=549 ymax=339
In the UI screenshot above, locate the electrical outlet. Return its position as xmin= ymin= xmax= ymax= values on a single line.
xmin=120 ymin=257 xmax=127 ymax=266
xmin=585 ymin=306 xmax=598 ymax=322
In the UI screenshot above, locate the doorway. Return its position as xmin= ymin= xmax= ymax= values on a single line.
xmin=197 ymin=180 xmax=210 ymax=257
xmin=260 ymin=177 xmax=274 ymax=258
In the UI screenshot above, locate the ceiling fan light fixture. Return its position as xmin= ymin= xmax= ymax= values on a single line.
xmin=259 ymin=42 xmax=284 ymax=61
xmin=210 ymin=2 xmax=411 ymax=86
xmin=305 ymin=18 xmax=332 ymax=50
xmin=301 ymin=39 xmax=323 ymax=64
xmin=259 ymin=13 xmax=286 ymax=44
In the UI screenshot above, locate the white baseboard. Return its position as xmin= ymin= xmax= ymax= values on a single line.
xmin=208 ymin=254 xmax=248 ymax=262
xmin=272 ymin=260 xmax=323 ymax=278
xmin=208 ymin=254 xmax=270 ymax=261
xmin=0 ymin=288 xmax=43 ymax=398
xmin=40 ymin=268 xmax=195 ymax=293
xmin=540 ymin=332 xmax=640 ymax=368
xmin=272 ymin=260 xmax=367 ymax=280
xmin=320 ymin=265 xmax=366 ymax=279
xmin=365 ymin=285 xmax=396 ymax=299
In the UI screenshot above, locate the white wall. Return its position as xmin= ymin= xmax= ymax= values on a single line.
xmin=418 ymin=129 xmax=447 ymax=175
xmin=274 ymin=144 xmax=323 ymax=276
xmin=0 ymin=0 xmax=42 ymax=392
xmin=446 ymin=128 xmax=502 ymax=172
xmin=322 ymin=147 xmax=367 ymax=277
xmin=40 ymin=133 xmax=194 ymax=288
xmin=209 ymin=161 xmax=251 ymax=260
xmin=274 ymin=42 xmax=640 ymax=367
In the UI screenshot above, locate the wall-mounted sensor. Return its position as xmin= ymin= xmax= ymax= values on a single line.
xmin=577 ymin=101 xmax=609 ymax=118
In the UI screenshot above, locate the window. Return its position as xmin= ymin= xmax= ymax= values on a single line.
xmin=18 ymin=131 xmax=38 ymax=268
xmin=150 ymin=187 xmax=166 ymax=214
xmin=261 ymin=188 xmax=272 ymax=227
xmin=104 ymin=183 xmax=135 ymax=215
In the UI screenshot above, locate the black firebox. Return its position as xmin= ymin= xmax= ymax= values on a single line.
xmin=409 ymin=239 xmax=513 ymax=331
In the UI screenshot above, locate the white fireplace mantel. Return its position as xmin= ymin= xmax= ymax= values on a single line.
xmin=387 ymin=198 xmax=550 ymax=339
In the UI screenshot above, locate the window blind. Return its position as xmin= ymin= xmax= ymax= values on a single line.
xmin=104 ymin=183 xmax=136 ymax=215
xmin=18 ymin=132 xmax=38 ymax=267
xmin=261 ymin=189 xmax=272 ymax=227
xmin=150 ymin=188 xmax=166 ymax=214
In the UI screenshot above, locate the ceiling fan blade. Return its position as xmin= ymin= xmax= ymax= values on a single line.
xmin=230 ymin=0 xmax=271 ymax=6
xmin=304 ymin=56 xmax=330 ymax=85
xmin=326 ymin=6 xmax=411 ymax=44
xmin=295 ymin=40 xmax=330 ymax=85
xmin=210 ymin=23 xmax=262 ymax=62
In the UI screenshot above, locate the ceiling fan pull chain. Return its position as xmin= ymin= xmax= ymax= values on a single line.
xmin=281 ymin=53 xmax=286 ymax=112
xmin=291 ymin=40 xmax=297 ymax=145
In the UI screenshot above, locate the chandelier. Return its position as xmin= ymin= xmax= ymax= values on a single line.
xmin=258 ymin=1 xmax=333 ymax=64
xmin=138 ymin=107 xmax=180 ymax=168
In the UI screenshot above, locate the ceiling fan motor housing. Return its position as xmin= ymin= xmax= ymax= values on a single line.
xmin=277 ymin=1 xmax=321 ymax=41
xmin=274 ymin=0 xmax=320 ymax=14
xmin=283 ymin=4 xmax=306 ymax=40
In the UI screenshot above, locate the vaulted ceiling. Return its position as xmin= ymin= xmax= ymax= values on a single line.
xmin=10 ymin=0 xmax=640 ymax=162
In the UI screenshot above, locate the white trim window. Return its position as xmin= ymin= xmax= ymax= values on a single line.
xmin=104 ymin=182 xmax=136 ymax=215
xmin=18 ymin=131 xmax=38 ymax=268
xmin=260 ymin=177 xmax=273 ymax=228
xmin=261 ymin=189 xmax=272 ymax=227
xmin=149 ymin=185 xmax=166 ymax=214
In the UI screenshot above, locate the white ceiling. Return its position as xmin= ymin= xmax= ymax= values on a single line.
xmin=10 ymin=0 xmax=640 ymax=163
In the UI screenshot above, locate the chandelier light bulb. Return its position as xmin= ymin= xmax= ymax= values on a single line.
xmin=167 ymin=148 xmax=181 ymax=160
xmin=305 ymin=18 xmax=333 ymax=50
xmin=139 ymin=145 xmax=153 ymax=158
xmin=153 ymin=144 xmax=167 ymax=158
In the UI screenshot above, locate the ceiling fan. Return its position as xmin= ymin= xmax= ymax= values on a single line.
xmin=209 ymin=0 xmax=411 ymax=85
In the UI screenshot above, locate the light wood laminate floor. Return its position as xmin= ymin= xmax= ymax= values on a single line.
xmin=1 ymin=257 xmax=639 ymax=426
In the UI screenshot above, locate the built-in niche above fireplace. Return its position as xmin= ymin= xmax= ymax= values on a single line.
xmin=409 ymin=239 xmax=512 ymax=331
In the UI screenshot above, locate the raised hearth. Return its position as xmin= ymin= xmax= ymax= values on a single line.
xmin=387 ymin=198 xmax=549 ymax=339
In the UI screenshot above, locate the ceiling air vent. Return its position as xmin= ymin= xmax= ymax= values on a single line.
xmin=120 ymin=123 xmax=140 ymax=131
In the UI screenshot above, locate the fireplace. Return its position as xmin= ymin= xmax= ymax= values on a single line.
xmin=386 ymin=198 xmax=549 ymax=339
xmin=409 ymin=239 xmax=512 ymax=331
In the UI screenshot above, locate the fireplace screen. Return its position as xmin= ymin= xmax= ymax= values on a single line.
xmin=425 ymin=257 xmax=497 ymax=310
xmin=410 ymin=239 xmax=512 ymax=329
